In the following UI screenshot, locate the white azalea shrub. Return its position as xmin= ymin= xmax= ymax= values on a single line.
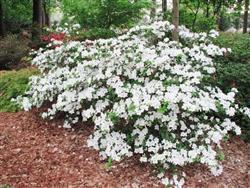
xmin=17 ymin=21 xmax=248 ymax=186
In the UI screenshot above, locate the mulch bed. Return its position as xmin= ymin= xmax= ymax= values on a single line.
xmin=0 ymin=111 xmax=249 ymax=188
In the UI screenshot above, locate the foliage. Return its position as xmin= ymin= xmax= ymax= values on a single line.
xmin=218 ymin=9 xmax=242 ymax=31
xmin=62 ymin=0 xmax=150 ymax=29
xmin=179 ymin=8 xmax=217 ymax=32
xmin=16 ymin=21 xmax=250 ymax=186
xmin=0 ymin=68 xmax=38 ymax=112
xmin=74 ymin=28 xmax=116 ymax=41
xmin=2 ymin=0 xmax=58 ymax=34
xmin=0 ymin=185 xmax=11 ymax=188
xmin=45 ymin=23 xmax=116 ymax=42
xmin=213 ymin=33 xmax=250 ymax=106
xmin=3 ymin=0 xmax=32 ymax=33
xmin=0 ymin=34 xmax=30 ymax=70
xmin=41 ymin=32 xmax=66 ymax=43
xmin=213 ymin=33 xmax=250 ymax=141
xmin=164 ymin=8 xmax=217 ymax=32
xmin=163 ymin=0 xmax=242 ymax=32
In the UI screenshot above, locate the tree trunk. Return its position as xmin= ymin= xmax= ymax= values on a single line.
xmin=162 ymin=0 xmax=167 ymax=13
xmin=172 ymin=0 xmax=179 ymax=41
xmin=33 ymin=0 xmax=43 ymax=27
xmin=45 ymin=13 xmax=50 ymax=27
xmin=32 ymin=0 xmax=43 ymax=40
xmin=192 ymin=0 xmax=201 ymax=30
xmin=150 ymin=0 xmax=157 ymax=18
xmin=213 ymin=1 xmax=222 ymax=16
xmin=243 ymin=0 xmax=249 ymax=33
xmin=0 ymin=0 xmax=5 ymax=37
xmin=42 ymin=9 xmax=46 ymax=26
xmin=206 ymin=0 xmax=210 ymax=18
xmin=43 ymin=0 xmax=50 ymax=27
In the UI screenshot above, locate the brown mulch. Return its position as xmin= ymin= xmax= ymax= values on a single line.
xmin=0 ymin=111 xmax=249 ymax=188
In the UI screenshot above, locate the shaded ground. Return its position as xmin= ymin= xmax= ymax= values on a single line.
xmin=0 ymin=112 xmax=249 ymax=188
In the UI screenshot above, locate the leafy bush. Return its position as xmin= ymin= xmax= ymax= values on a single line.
xmin=0 ymin=185 xmax=11 ymax=188
xmin=213 ymin=33 xmax=250 ymax=141
xmin=73 ymin=28 xmax=116 ymax=41
xmin=217 ymin=11 xmax=242 ymax=31
xmin=0 ymin=35 xmax=30 ymax=70
xmin=164 ymin=8 xmax=217 ymax=32
xmin=41 ymin=32 xmax=66 ymax=43
xmin=0 ymin=68 xmax=38 ymax=112
xmin=62 ymin=0 xmax=150 ymax=29
xmin=179 ymin=9 xmax=217 ymax=32
xmin=3 ymin=0 xmax=32 ymax=33
xmin=16 ymin=21 xmax=250 ymax=187
xmin=44 ymin=24 xmax=116 ymax=43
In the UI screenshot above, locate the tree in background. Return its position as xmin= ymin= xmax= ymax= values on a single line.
xmin=150 ymin=0 xmax=156 ymax=18
xmin=42 ymin=0 xmax=51 ymax=27
xmin=243 ymin=0 xmax=249 ymax=33
xmin=163 ymin=0 xmax=245 ymax=32
xmin=205 ymin=0 xmax=210 ymax=18
xmin=172 ymin=0 xmax=179 ymax=41
xmin=1 ymin=0 xmax=32 ymax=33
xmin=0 ymin=0 xmax=5 ymax=37
xmin=32 ymin=0 xmax=43 ymax=40
xmin=162 ymin=0 xmax=167 ymax=13
xmin=62 ymin=0 xmax=150 ymax=29
xmin=33 ymin=0 xmax=43 ymax=27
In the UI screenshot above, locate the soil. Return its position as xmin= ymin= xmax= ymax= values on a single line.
xmin=0 ymin=111 xmax=249 ymax=188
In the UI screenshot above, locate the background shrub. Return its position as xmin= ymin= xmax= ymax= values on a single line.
xmin=164 ymin=8 xmax=217 ymax=32
xmin=0 ymin=35 xmax=30 ymax=70
xmin=0 ymin=68 xmax=38 ymax=112
xmin=73 ymin=28 xmax=116 ymax=41
xmin=213 ymin=33 xmax=250 ymax=141
xmin=62 ymin=0 xmax=150 ymax=29
xmin=3 ymin=0 xmax=32 ymax=34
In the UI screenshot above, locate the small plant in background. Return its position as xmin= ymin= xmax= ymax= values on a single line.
xmin=0 ymin=184 xmax=11 ymax=188
xmin=61 ymin=0 xmax=151 ymax=29
xmin=52 ymin=23 xmax=82 ymax=36
xmin=105 ymin=157 xmax=113 ymax=169
xmin=0 ymin=35 xmax=30 ymax=70
xmin=40 ymin=32 xmax=66 ymax=48
xmin=164 ymin=8 xmax=217 ymax=32
xmin=40 ymin=32 xmax=66 ymax=43
xmin=73 ymin=28 xmax=116 ymax=41
xmin=42 ymin=23 xmax=116 ymax=42
xmin=0 ymin=68 xmax=38 ymax=112
xmin=213 ymin=33 xmax=250 ymax=142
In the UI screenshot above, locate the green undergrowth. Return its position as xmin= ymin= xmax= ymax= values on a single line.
xmin=213 ymin=33 xmax=250 ymax=142
xmin=0 ymin=185 xmax=11 ymax=188
xmin=0 ymin=68 xmax=39 ymax=112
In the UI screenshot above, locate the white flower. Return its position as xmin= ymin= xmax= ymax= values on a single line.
xmin=140 ymin=156 xmax=148 ymax=163
xmin=210 ymin=165 xmax=223 ymax=176
xmin=161 ymin=177 xmax=169 ymax=186
xmin=15 ymin=20 xmax=247 ymax=187
xmin=22 ymin=97 xmax=32 ymax=111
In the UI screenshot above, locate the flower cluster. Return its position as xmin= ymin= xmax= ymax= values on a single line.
xmin=40 ymin=32 xmax=66 ymax=43
xmin=54 ymin=23 xmax=81 ymax=36
xmin=16 ymin=21 xmax=249 ymax=187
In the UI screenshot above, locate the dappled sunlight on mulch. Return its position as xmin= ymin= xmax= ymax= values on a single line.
xmin=0 ymin=112 xmax=249 ymax=188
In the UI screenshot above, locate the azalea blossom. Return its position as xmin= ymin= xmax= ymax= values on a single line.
xmin=15 ymin=21 xmax=250 ymax=187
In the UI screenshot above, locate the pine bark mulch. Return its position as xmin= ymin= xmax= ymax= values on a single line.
xmin=0 ymin=111 xmax=249 ymax=188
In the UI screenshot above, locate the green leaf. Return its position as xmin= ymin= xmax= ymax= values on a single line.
xmin=105 ymin=157 xmax=113 ymax=169
xmin=128 ymin=103 xmax=136 ymax=112
xmin=157 ymin=101 xmax=169 ymax=114
xmin=217 ymin=150 xmax=225 ymax=161
xmin=107 ymin=111 xmax=118 ymax=123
